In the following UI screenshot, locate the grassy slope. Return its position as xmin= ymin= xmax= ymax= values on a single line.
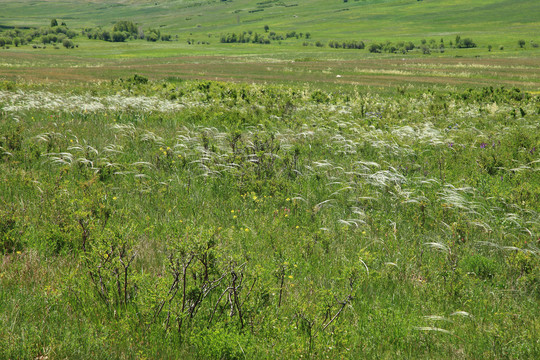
xmin=1 ymin=0 xmax=539 ymax=45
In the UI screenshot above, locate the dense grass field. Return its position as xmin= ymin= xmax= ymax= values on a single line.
xmin=1 ymin=78 xmax=540 ymax=359
xmin=1 ymin=0 xmax=540 ymax=359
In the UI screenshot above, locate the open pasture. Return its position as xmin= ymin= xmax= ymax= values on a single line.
xmin=1 ymin=50 xmax=540 ymax=91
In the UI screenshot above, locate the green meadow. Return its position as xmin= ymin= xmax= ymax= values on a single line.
xmin=1 ymin=0 xmax=540 ymax=359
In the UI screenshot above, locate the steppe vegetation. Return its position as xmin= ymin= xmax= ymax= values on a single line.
xmin=1 ymin=77 xmax=540 ymax=359
xmin=1 ymin=0 xmax=540 ymax=359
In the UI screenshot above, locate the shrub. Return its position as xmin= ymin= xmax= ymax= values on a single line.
xmin=518 ymin=39 xmax=525 ymax=48
xmin=62 ymin=38 xmax=74 ymax=48
xmin=113 ymin=20 xmax=138 ymax=35
xmin=368 ymin=43 xmax=381 ymax=53
xmin=146 ymin=32 xmax=159 ymax=42
xmin=112 ymin=31 xmax=126 ymax=42
xmin=66 ymin=30 xmax=77 ymax=39
xmin=457 ymin=38 xmax=476 ymax=48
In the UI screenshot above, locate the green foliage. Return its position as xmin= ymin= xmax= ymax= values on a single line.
xmin=112 ymin=20 xmax=138 ymax=35
xmin=1 ymin=79 xmax=540 ymax=358
xmin=460 ymin=254 xmax=499 ymax=280
xmin=62 ymin=38 xmax=74 ymax=48
xmin=0 ymin=210 xmax=23 ymax=254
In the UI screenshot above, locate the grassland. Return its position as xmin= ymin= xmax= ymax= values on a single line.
xmin=2 ymin=76 xmax=540 ymax=360
xmin=1 ymin=1 xmax=540 ymax=359
xmin=1 ymin=0 xmax=539 ymax=44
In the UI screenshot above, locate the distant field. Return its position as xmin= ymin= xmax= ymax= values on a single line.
xmin=0 ymin=1 xmax=539 ymax=90
xmin=1 ymin=0 xmax=539 ymax=45
xmin=0 ymin=0 xmax=539 ymax=90
xmin=1 ymin=49 xmax=539 ymax=91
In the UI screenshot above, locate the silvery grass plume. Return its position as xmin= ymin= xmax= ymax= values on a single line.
xmin=140 ymin=130 xmax=164 ymax=146
xmin=111 ymin=123 xmax=137 ymax=139
xmin=363 ymin=168 xmax=407 ymax=188
xmin=412 ymin=327 xmax=454 ymax=335
xmin=337 ymin=206 xmax=367 ymax=228
xmin=0 ymin=90 xmax=187 ymax=113
xmin=423 ymin=315 xmax=454 ymax=323
xmin=43 ymin=152 xmax=74 ymax=166
xmin=35 ymin=131 xmax=65 ymax=144
xmin=0 ymin=145 xmax=13 ymax=157
xmin=391 ymin=122 xmax=448 ymax=146
xmin=424 ymin=241 xmax=451 ymax=255
xmin=476 ymin=241 xmax=539 ymax=256
xmin=438 ymin=185 xmax=481 ymax=216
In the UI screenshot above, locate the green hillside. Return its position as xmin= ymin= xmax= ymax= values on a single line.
xmin=1 ymin=0 xmax=539 ymax=44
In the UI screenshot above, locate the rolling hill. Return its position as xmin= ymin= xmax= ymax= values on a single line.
xmin=1 ymin=0 xmax=539 ymax=45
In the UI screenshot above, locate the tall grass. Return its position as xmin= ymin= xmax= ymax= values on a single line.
xmin=1 ymin=79 xmax=539 ymax=359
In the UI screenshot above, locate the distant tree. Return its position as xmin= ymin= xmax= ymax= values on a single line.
xmin=113 ymin=21 xmax=138 ymax=36
xmin=101 ymin=31 xmax=111 ymax=42
xmin=13 ymin=38 xmax=20 ymax=47
xmin=0 ymin=38 xmax=5 ymax=47
xmin=146 ymin=32 xmax=159 ymax=42
xmin=488 ymin=44 xmax=492 ymax=52
xmin=518 ymin=39 xmax=525 ymax=48
xmin=112 ymin=31 xmax=126 ymax=42
xmin=368 ymin=43 xmax=381 ymax=53
xmin=50 ymin=19 xmax=58 ymax=27
xmin=66 ymin=30 xmax=77 ymax=39
xmin=264 ymin=25 xmax=269 ymax=32
xmin=458 ymin=38 xmax=476 ymax=48
xmin=53 ymin=26 xmax=68 ymax=35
